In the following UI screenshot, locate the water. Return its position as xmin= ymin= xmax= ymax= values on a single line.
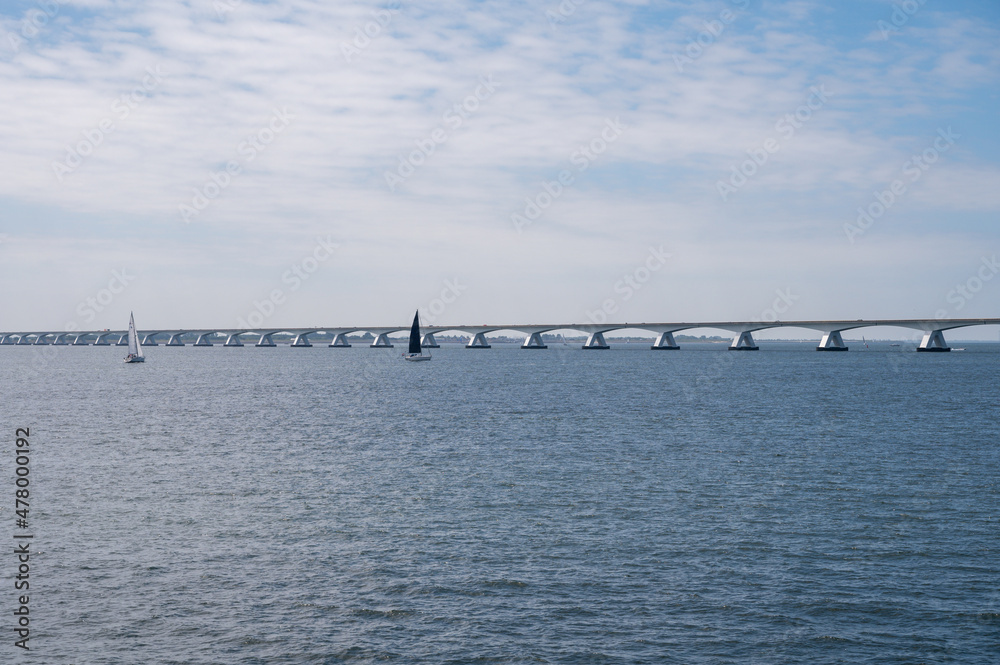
xmin=3 ymin=342 xmax=999 ymax=663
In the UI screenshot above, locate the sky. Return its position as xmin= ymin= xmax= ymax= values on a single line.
xmin=1 ymin=0 xmax=998 ymax=340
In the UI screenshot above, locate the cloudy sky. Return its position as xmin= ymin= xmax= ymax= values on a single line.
xmin=1 ymin=0 xmax=998 ymax=338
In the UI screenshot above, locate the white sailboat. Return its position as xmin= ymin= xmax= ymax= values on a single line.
xmin=124 ymin=312 xmax=145 ymax=363
xmin=402 ymin=310 xmax=431 ymax=361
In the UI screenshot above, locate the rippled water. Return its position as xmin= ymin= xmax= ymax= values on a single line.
xmin=3 ymin=342 xmax=999 ymax=663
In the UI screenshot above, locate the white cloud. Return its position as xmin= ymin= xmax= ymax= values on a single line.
xmin=0 ymin=0 xmax=998 ymax=330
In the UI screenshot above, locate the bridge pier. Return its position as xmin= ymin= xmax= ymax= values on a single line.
xmin=256 ymin=333 xmax=276 ymax=347
xmin=194 ymin=333 xmax=214 ymax=346
xmin=370 ymin=333 xmax=393 ymax=348
xmin=422 ymin=333 xmax=441 ymax=348
xmin=521 ymin=332 xmax=547 ymax=349
xmin=292 ymin=333 xmax=313 ymax=347
xmin=583 ymin=332 xmax=610 ymax=350
xmin=224 ymin=334 xmax=244 ymax=347
xmin=465 ymin=332 xmax=491 ymax=349
xmin=917 ymin=330 xmax=951 ymax=352
xmin=33 ymin=335 xmax=50 ymax=345
xmin=729 ymin=331 xmax=759 ymax=351
xmin=0 ymin=335 xmax=13 ymax=345
xmin=94 ymin=333 xmax=112 ymax=346
xmin=166 ymin=333 xmax=185 ymax=346
xmin=817 ymin=330 xmax=849 ymax=352
xmin=651 ymin=331 xmax=680 ymax=350
xmin=16 ymin=335 xmax=33 ymax=345
xmin=141 ymin=334 xmax=158 ymax=346
xmin=73 ymin=335 xmax=90 ymax=345
xmin=52 ymin=333 xmax=72 ymax=346
xmin=329 ymin=333 xmax=351 ymax=348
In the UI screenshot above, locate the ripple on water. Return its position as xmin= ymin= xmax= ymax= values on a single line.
xmin=2 ymin=343 xmax=998 ymax=663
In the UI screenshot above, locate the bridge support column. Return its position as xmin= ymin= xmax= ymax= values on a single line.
xmin=292 ymin=334 xmax=313 ymax=347
xmin=117 ymin=335 xmax=129 ymax=346
xmin=52 ymin=334 xmax=72 ymax=346
xmin=73 ymin=335 xmax=90 ymax=345
xmin=0 ymin=335 xmax=13 ymax=345
xmin=521 ymin=332 xmax=547 ymax=349
xmin=256 ymin=334 xmax=276 ymax=347
xmin=729 ymin=331 xmax=759 ymax=351
xmin=194 ymin=334 xmax=214 ymax=346
xmin=422 ymin=333 xmax=441 ymax=348
xmin=16 ymin=336 xmax=33 ymax=345
xmin=370 ymin=333 xmax=393 ymax=348
xmin=34 ymin=335 xmax=50 ymax=345
xmin=651 ymin=332 xmax=680 ymax=350
xmin=465 ymin=332 xmax=491 ymax=349
xmin=918 ymin=330 xmax=951 ymax=352
xmin=583 ymin=332 xmax=610 ymax=350
xmin=141 ymin=334 xmax=158 ymax=346
xmin=329 ymin=333 xmax=351 ymax=348
xmin=94 ymin=334 xmax=112 ymax=346
xmin=224 ymin=334 xmax=244 ymax=347
xmin=817 ymin=331 xmax=849 ymax=351
xmin=166 ymin=333 xmax=185 ymax=346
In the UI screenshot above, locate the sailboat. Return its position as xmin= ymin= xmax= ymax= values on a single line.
xmin=402 ymin=310 xmax=431 ymax=362
xmin=123 ymin=312 xmax=145 ymax=363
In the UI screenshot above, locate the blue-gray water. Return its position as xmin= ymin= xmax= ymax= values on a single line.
xmin=3 ymin=342 xmax=999 ymax=663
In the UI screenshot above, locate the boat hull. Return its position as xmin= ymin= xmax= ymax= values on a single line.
xmin=403 ymin=353 xmax=431 ymax=362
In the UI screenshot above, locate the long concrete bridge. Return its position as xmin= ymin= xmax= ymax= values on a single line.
xmin=1 ymin=319 xmax=998 ymax=352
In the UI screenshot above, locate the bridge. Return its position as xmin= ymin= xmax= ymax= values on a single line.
xmin=1 ymin=319 xmax=998 ymax=352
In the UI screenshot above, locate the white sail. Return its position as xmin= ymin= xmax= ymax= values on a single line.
xmin=128 ymin=312 xmax=142 ymax=358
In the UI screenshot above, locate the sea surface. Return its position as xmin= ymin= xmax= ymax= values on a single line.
xmin=2 ymin=341 xmax=999 ymax=664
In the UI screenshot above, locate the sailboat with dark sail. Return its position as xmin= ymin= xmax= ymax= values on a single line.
xmin=402 ymin=310 xmax=431 ymax=361
xmin=123 ymin=312 xmax=145 ymax=363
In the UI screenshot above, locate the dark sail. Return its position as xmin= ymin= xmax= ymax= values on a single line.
xmin=408 ymin=311 xmax=422 ymax=354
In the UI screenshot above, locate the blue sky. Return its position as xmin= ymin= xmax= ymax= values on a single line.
xmin=0 ymin=0 xmax=998 ymax=339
